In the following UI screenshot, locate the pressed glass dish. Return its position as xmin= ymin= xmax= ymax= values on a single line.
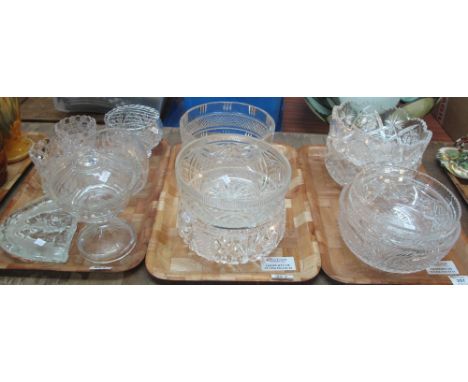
xmin=104 ymin=104 xmax=163 ymax=157
xmin=175 ymin=134 xmax=291 ymax=264
xmin=0 ymin=197 xmax=77 ymax=263
xmin=30 ymin=128 xmax=149 ymax=264
xmin=325 ymin=102 xmax=433 ymax=186
xmin=179 ymin=101 xmax=275 ymax=146
xmin=338 ymin=165 xmax=462 ymax=273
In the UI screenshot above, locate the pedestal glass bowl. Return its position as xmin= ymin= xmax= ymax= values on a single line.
xmin=54 ymin=115 xmax=97 ymax=152
xmin=104 ymin=104 xmax=163 ymax=157
xmin=338 ymin=165 xmax=461 ymax=273
xmin=29 ymin=128 xmax=149 ymax=264
xmin=325 ymin=102 xmax=432 ymax=186
xmin=179 ymin=102 xmax=275 ymax=146
xmin=175 ymin=134 xmax=291 ymax=264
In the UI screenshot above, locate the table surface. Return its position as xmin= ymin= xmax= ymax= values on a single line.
xmin=0 ymin=124 xmax=465 ymax=284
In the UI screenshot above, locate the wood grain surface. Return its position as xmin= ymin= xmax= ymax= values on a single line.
xmin=299 ymin=145 xmax=468 ymax=284
xmin=445 ymin=170 xmax=468 ymax=205
xmin=0 ymin=139 xmax=171 ymax=272
xmin=146 ymin=143 xmax=323 ymax=282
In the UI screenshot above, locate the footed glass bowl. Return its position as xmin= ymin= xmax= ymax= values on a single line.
xmin=339 ymin=165 xmax=461 ymax=273
xmin=179 ymin=102 xmax=275 ymax=146
xmin=175 ymin=134 xmax=291 ymax=264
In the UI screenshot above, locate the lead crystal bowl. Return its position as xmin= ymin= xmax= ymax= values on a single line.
xmin=179 ymin=102 xmax=275 ymax=146
xmin=339 ymin=165 xmax=462 ymax=273
xmin=175 ymin=134 xmax=291 ymax=264
xmin=325 ymin=102 xmax=433 ymax=186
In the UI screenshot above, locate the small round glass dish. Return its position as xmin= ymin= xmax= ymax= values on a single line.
xmin=179 ymin=101 xmax=275 ymax=146
xmin=175 ymin=134 xmax=291 ymax=264
xmin=338 ymin=165 xmax=462 ymax=273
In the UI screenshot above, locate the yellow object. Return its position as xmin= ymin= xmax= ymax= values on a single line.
xmin=0 ymin=98 xmax=32 ymax=163
xmin=401 ymin=97 xmax=435 ymax=119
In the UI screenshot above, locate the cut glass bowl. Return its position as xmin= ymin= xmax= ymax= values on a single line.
xmin=179 ymin=101 xmax=275 ymax=146
xmin=175 ymin=134 xmax=291 ymax=264
xmin=339 ymin=165 xmax=462 ymax=273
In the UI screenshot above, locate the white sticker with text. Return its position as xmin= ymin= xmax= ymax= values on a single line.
xmin=33 ymin=238 xmax=47 ymax=247
xmin=449 ymin=275 xmax=468 ymax=285
xmin=426 ymin=261 xmax=459 ymax=275
xmin=271 ymin=274 xmax=295 ymax=281
xmin=261 ymin=257 xmax=296 ymax=271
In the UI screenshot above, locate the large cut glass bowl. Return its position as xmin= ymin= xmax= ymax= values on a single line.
xmin=339 ymin=165 xmax=461 ymax=273
xmin=175 ymin=134 xmax=291 ymax=264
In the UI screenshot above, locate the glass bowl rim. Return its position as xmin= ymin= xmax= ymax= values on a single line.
xmin=179 ymin=101 xmax=276 ymax=133
xmin=104 ymin=104 xmax=162 ymax=132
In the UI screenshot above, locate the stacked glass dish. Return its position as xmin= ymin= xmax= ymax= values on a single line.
xmin=176 ymin=102 xmax=291 ymax=264
xmin=338 ymin=165 xmax=462 ymax=273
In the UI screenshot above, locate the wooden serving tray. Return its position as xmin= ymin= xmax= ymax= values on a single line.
xmin=0 ymin=132 xmax=46 ymax=203
xmin=299 ymin=145 xmax=468 ymax=284
xmin=444 ymin=170 xmax=468 ymax=205
xmin=146 ymin=144 xmax=323 ymax=282
xmin=0 ymin=139 xmax=171 ymax=272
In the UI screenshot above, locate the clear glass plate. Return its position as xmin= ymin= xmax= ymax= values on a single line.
xmin=0 ymin=197 xmax=77 ymax=263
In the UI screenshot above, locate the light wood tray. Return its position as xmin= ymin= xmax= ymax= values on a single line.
xmin=0 ymin=139 xmax=171 ymax=272
xmin=0 ymin=132 xmax=46 ymax=203
xmin=299 ymin=145 xmax=468 ymax=284
xmin=146 ymin=144 xmax=322 ymax=282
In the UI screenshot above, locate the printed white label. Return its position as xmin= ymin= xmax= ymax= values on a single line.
xmin=449 ymin=276 xmax=468 ymax=285
xmin=271 ymin=274 xmax=294 ymax=281
xmin=33 ymin=238 xmax=47 ymax=247
xmin=261 ymin=257 xmax=296 ymax=271
xmin=99 ymin=171 xmax=111 ymax=182
xmin=89 ymin=265 xmax=113 ymax=271
xmin=426 ymin=261 xmax=459 ymax=275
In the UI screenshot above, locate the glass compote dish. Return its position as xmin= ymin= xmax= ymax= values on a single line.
xmin=104 ymin=104 xmax=163 ymax=157
xmin=29 ymin=128 xmax=148 ymax=264
xmin=339 ymin=165 xmax=462 ymax=273
xmin=325 ymin=102 xmax=432 ymax=186
xmin=179 ymin=101 xmax=275 ymax=146
xmin=176 ymin=134 xmax=291 ymax=264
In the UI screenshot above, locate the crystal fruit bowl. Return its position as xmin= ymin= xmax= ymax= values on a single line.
xmin=325 ymin=102 xmax=433 ymax=186
xmin=338 ymin=165 xmax=462 ymax=273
